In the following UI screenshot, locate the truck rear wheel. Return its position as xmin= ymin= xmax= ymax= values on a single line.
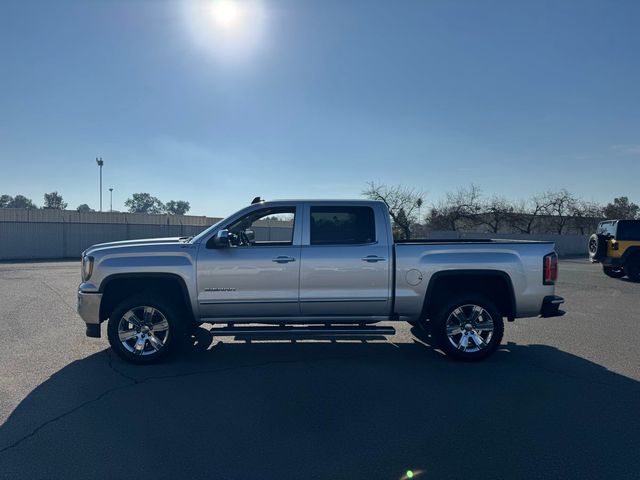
xmin=431 ymin=296 xmax=504 ymax=361
xmin=107 ymin=294 xmax=183 ymax=364
xmin=602 ymin=266 xmax=626 ymax=279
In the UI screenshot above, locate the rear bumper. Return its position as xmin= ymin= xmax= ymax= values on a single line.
xmin=540 ymin=295 xmax=565 ymax=318
xmin=77 ymin=291 xmax=102 ymax=338
xmin=591 ymin=256 xmax=624 ymax=267
xmin=602 ymin=257 xmax=624 ymax=267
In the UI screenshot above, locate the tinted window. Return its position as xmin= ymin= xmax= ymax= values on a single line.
xmin=310 ymin=206 xmax=376 ymax=245
xmin=617 ymin=221 xmax=640 ymax=241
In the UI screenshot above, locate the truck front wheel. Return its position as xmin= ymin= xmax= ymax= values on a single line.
xmin=431 ymin=296 xmax=504 ymax=361
xmin=107 ymin=294 xmax=183 ymax=364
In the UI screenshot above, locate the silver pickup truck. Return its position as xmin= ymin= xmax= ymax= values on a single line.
xmin=77 ymin=199 xmax=564 ymax=364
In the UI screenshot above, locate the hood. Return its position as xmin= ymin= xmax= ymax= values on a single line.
xmin=83 ymin=237 xmax=183 ymax=255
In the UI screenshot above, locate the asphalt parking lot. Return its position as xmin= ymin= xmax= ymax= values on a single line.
xmin=0 ymin=259 xmax=638 ymax=479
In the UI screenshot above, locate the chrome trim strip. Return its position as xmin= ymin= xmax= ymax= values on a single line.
xmin=199 ymin=298 xmax=387 ymax=305
xmin=200 ymin=315 xmax=391 ymax=323
xmin=208 ymin=325 xmax=396 ymax=336
xmin=199 ymin=299 xmax=298 ymax=305
xmin=301 ymin=298 xmax=388 ymax=303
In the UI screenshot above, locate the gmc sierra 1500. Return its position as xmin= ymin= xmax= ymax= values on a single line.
xmin=77 ymin=199 xmax=564 ymax=364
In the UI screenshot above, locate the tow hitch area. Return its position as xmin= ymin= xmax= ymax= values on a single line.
xmin=540 ymin=295 xmax=565 ymax=317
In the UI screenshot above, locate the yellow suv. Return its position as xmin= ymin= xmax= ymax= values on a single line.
xmin=589 ymin=220 xmax=640 ymax=281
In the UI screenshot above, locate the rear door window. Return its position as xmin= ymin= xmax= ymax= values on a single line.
xmin=310 ymin=206 xmax=376 ymax=245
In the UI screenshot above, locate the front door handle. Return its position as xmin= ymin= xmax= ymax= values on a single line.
xmin=272 ymin=256 xmax=296 ymax=263
xmin=362 ymin=255 xmax=386 ymax=263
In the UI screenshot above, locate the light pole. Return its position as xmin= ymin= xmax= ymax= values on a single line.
xmin=96 ymin=157 xmax=104 ymax=212
xmin=109 ymin=187 xmax=114 ymax=212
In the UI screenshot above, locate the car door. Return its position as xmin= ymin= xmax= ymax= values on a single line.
xmin=299 ymin=203 xmax=391 ymax=317
xmin=196 ymin=204 xmax=302 ymax=319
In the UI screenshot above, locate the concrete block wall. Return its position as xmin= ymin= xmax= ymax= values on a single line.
xmin=0 ymin=209 xmax=589 ymax=260
xmin=0 ymin=209 xmax=222 ymax=260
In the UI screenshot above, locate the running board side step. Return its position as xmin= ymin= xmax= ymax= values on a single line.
xmin=208 ymin=325 xmax=396 ymax=337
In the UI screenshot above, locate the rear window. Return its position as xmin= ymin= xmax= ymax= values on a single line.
xmin=616 ymin=221 xmax=640 ymax=241
xmin=310 ymin=206 xmax=376 ymax=245
xmin=597 ymin=222 xmax=617 ymax=237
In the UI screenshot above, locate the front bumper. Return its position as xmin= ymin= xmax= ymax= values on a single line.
xmin=77 ymin=291 xmax=102 ymax=338
xmin=540 ymin=295 xmax=565 ymax=318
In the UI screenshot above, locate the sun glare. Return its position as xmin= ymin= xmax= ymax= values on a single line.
xmin=210 ymin=0 xmax=244 ymax=29
xmin=181 ymin=0 xmax=268 ymax=63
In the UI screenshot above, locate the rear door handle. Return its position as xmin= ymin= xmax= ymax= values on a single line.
xmin=362 ymin=255 xmax=386 ymax=263
xmin=272 ymin=256 xmax=296 ymax=263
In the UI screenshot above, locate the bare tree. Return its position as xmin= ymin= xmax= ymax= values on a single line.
xmin=362 ymin=182 xmax=425 ymax=239
xmin=570 ymin=200 xmax=603 ymax=234
xmin=478 ymin=196 xmax=514 ymax=233
xmin=542 ymin=189 xmax=577 ymax=234
xmin=507 ymin=195 xmax=551 ymax=234
xmin=426 ymin=184 xmax=483 ymax=231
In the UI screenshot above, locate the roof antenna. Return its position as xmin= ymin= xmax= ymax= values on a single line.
xmin=251 ymin=196 xmax=264 ymax=205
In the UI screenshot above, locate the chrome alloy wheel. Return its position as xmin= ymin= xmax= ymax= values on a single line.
xmin=445 ymin=304 xmax=494 ymax=353
xmin=117 ymin=306 xmax=170 ymax=356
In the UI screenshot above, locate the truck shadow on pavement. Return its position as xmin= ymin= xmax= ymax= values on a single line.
xmin=1 ymin=329 xmax=639 ymax=480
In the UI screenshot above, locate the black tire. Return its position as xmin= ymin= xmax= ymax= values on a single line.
xmin=624 ymin=255 xmax=640 ymax=282
xmin=107 ymin=293 xmax=184 ymax=364
xmin=431 ymin=296 xmax=504 ymax=362
xmin=588 ymin=233 xmax=607 ymax=261
xmin=602 ymin=266 xmax=626 ymax=279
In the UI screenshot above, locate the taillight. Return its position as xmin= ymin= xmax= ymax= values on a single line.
xmin=543 ymin=253 xmax=558 ymax=285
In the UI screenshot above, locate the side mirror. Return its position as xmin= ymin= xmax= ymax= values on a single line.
xmin=212 ymin=229 xmax=230 ymax=248
xmin=244 ymin=229 xmax=255 ymax=244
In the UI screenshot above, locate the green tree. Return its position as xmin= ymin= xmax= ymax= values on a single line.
xmin=0 ymin=194 xmax=13 ymax=208
xmin=9 ymin=195 xmax=36 ymax=209
xmin=165 ymin=200 xmax=191 ymax=215
xmin=416 ymin=198 xmax=423 ymax=223
xmin=76 ymin=204 xmax=94 ymax=212
xmin=124 ymin=193 xmax=165 ymax=214
xmin=603 ymin=196 xmax=639 ymax=220
xmin=43 ymin=191 xmax=67 ymax=210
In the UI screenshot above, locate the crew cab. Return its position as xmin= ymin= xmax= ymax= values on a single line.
xmin=77 ymin=199 xmax=564 ymax=364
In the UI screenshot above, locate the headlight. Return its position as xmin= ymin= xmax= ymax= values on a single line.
xmin=81 ymin=255 xmax=94 ymax=281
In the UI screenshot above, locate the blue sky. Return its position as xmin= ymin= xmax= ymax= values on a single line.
xmin=1 ymin=0 xmax=639 ymax=216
